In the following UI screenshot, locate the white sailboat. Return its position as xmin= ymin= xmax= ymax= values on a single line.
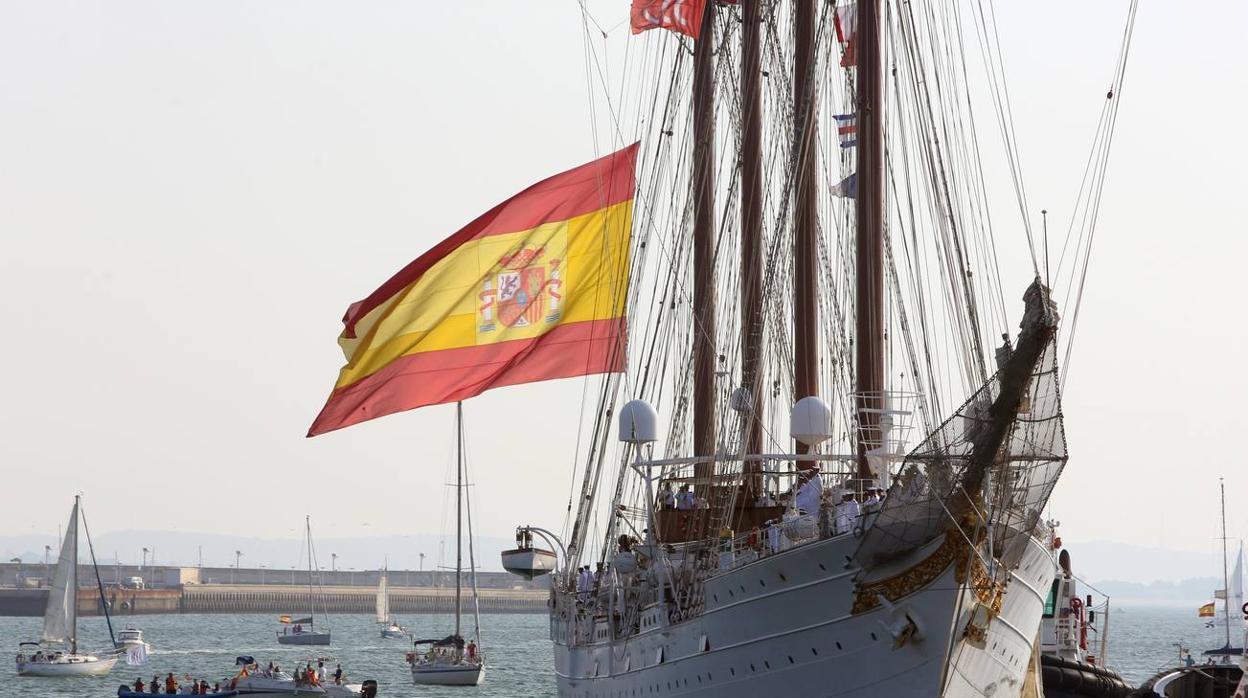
xmin=377 ymin=566 xmax=407 ymax=639
xmin=1204 ymin=479 xmax=1245 ymax=661
xmin=277 ymin=516 xmax=331 ymax=646
xmin=15 ymin=496 xmax=119 ymax=677
xmin=407 ymin=403 xmax=484 ymax=686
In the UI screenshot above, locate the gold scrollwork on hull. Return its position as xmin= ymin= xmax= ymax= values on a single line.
xmin=852 ymin=536 xmax=961 ymax=614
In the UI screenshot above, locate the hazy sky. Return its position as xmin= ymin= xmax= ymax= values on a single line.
xmin=1 ymin=1 xmax=1245 ymax=571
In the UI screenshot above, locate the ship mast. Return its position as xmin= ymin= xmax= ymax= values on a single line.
xmin=692 ymin=2 xmax=717 ymax=481
xmin=1221 ymin=478 xmax=1231 ymax=650
xmin=792 ymin=0 xmax=819 ymax=459
xmin=740 ymin=0 xmax=764 ymax=474
xmin=855 ymin=0 xmax=885 ymax=479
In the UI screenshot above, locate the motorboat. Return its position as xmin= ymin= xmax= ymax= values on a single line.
xmin=115 ymin=627 xmax=150 ymax=652
xmin=115 ymin=658 xmax=376 ymax=698
xmin=15 ymin=496 xmax=120 ymax=677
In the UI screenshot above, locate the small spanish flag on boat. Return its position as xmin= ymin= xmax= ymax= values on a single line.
xmin=1198 ymin=602 xmax=1216 ymax=617
xmin=308 ymin=144 xmax=638 ymax=436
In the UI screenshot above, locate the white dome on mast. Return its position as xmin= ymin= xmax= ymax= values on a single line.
xmin=790 ymin=396 xmax=833 ymax=446
xmin=618 ymin=400 xmax=658 ymax=444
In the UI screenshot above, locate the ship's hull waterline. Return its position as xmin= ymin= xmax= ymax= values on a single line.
xmin=554 ymin=530 xmax=1055 ymax=698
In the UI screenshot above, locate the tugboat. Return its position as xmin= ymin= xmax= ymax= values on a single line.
xmin=1040 ymin=547 xmax=1133 ymax=698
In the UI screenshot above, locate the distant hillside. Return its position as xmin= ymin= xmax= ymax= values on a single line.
xmin=1059 ymin=540 xmax=1226 ymax=586
xmin=1084 ymin=577 xmax=1222 ymax=605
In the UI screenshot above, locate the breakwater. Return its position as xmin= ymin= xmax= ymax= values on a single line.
xmin=0 ymin=584 xmax=547 ymax=617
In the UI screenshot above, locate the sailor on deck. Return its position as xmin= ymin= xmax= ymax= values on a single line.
xmin=794 ymin=470 xmax=823 ymax=515
xmin=834 ymin=490 xmax=861 ymax=535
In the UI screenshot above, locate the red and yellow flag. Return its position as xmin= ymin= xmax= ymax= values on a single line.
xmin=308 ymin=144 xmax=638 ymax=436
xmin=1199 ymin=602 xmax=1216 ymax=618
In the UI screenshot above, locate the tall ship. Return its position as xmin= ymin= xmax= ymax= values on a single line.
xmin=496 ymin=1 xmax=1135 ymax=697
xmin=303 ymin=1 xmax=1135 ymax=696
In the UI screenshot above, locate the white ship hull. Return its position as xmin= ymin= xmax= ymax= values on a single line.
xmin=15 ymin=654 xmax=117 ymax=677
xmin=554 ymin=531 xmax=1054 ymax=698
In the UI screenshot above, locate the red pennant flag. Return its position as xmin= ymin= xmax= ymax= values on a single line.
xmin=834 ymin=1 xmax=858 ymax=68
xmin=631 ymin=0 xmax=706 ymax=40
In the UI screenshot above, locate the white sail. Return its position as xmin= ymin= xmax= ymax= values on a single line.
xmin=41 ymin=499 xmax=79 ymax=646
xmin=375 ymin=572 xmax=389 ymax=623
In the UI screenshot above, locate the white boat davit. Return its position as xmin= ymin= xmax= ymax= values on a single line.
xmin=407 ymin=404 xmax=484 ymax=686
xmin=276 ymin=517 xmax=332 ymax=646
xmin=15 ymin=495 xmax=120 ymax=677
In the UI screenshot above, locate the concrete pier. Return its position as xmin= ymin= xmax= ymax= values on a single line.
xmin=0 ymin=584 xmax=547 ymax=616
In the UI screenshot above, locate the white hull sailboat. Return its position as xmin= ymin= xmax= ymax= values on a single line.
xmin=15 ymin=496 xmax=120 ymax=677
xmin=377 ymin=567 xmax=408 ymax=639
xmin=408 ymin=404 xmax=484 ymax=687
xmin=276 ymin=517 xmax=331 ymax=646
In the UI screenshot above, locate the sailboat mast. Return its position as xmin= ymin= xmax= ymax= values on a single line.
xmin=792 ymin=0 xmax=819 ymax=458
xmin=692 ymin=0 xmax=717 ymax=477
xmin=305 ymin=515 xmax=316 ymax=628
xmin=1222 ymin=478 xmax=1232 ymax=649
xmin=854 ymin=0 xmax=886 ymax=479
xmin=455 ymin=401 xmax=464 ymax=641
xmin=740 ymin=0 xmax=764 ymax=470
xmin=70 ymin=496 xmax=79 ymax=655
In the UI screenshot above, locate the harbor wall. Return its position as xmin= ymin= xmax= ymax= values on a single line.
xmin=0 ymin=584 xmax=547 ymax=617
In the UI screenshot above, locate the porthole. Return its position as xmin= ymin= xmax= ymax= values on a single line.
xmin=811 ymin=647 xmax=819 ymax=656
xmin=818 ymin=563 xmax=827 ymax=571
xmin=764 ymin=660 xmax=770 ymax=669
xmin=788 ymin=656 xmax=794 ymax=664
xmin=729 ymin=668 xmax=735 ymax=677
xmin=750 ymin=663 xmax=756 ymax=672
xmin=779 ymin=573 xmax=787 ymax=582
xmin=870 ymin=632 xmax=877 ymax=642
xmin=835 ymin=641 xmax=843 ymax=650
xmin=759 ymin=579 xmax=766 ymax=588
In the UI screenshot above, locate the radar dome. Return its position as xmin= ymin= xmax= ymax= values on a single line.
xmin=618 ymin=399 xmax=658 ymax=444
xmin=790 ymin=396 xmax=833 ymax=446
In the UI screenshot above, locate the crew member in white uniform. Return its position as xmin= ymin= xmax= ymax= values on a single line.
xmin=834 ymin=490 xmax=862 ymax=535
xmin=794 ymin=470 xmax=823 ymax=515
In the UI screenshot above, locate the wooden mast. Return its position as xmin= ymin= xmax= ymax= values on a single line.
xmin=692 ymin=2 xmax=717 ymax=480
xmin=740 ymin=0 xmax=764 ymax=476
xmin=793 ymin=0 xmax=818 ymax=458
xmin=855 ymin=0 xmax=885 ymax=479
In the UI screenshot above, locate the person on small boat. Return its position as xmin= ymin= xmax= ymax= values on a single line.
xmin=467 ymin=641 xmax=477 ymax=661
xmin=151 ymin=676 xmax=160 ymax=694
xmin=333 ymin=664 xmax=343 ymax=685
xmin=317 ymin=660 xmax=326 ymax=681
xmin=212 ymin=684 xmax=220 ymax=693
xmin=165 ymin=673 xmax=178 ymax=695
xmin=134 ymin=678 xmax=146 ymax=693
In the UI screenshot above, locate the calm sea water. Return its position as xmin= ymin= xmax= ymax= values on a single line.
xmin=0 ymin=606 xmax=1237 ymax=696
xmin=0 ymin=613 xmax=555 ymax=698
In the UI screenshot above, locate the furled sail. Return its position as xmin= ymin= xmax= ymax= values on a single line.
xmin=853 ymin=280 xmax=1067 ymax=571
xmin=375 ymin=572 xmax=389 ymax=623
xmin=42 ymin=499 xmax=79 ymax=646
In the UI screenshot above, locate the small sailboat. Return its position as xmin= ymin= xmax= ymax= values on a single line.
xmin=15 ymin=495 xmax=120 ymax=677
xmin=407 ymin=403 xmax=484 ymax=686
xmin=276 ymin=517 xmax=331 ymax=646
xmin=376 ymin=566 xmax=407 ymax=639
xmin=1204 ymin=479 xmax=1245 ymax=661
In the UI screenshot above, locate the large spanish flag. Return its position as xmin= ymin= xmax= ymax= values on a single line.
xmin=309 ymin=144 xmax=638 ymax=436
